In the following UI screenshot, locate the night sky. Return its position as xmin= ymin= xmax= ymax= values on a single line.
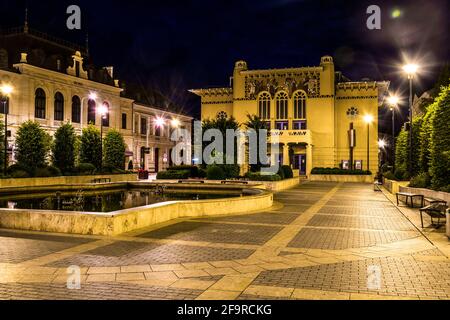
xmin=0 ymin=0 xmax=448 ymax=130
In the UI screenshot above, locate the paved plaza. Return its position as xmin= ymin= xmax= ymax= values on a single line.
xmin=0 ymin=182 xmax=449 ymax=300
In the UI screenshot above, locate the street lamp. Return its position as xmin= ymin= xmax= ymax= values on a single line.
xmin=387 ymin=95 xmax=400 ymax=170
xmin=98 ymin=102 xmax=109 ymax=171
xmin=0 ymin=85 xmax=13 ymax=176
xmin=402 ymin=63 xmax=419 ymax=175
xmin=363 ymin=115 xmax=374 ymax=172
xmin=171 ymin=118 xmax=180 ymax=128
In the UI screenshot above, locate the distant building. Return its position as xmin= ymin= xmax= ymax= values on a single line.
xmin=191 ymin=57 xmax=389 ymax=176
xmin=0 ymin=24 xmax=192 ymax=172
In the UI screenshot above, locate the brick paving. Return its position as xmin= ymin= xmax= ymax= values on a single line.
xmin=137 ymin=221 xmax=282 ymax=245
xmin=0 ymin=181 xmax=449 ymax=300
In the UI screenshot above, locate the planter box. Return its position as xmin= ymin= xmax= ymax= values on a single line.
xmin=383 ymin=178 xmax=410 ymax=194
xmin=447 ymin=210 xmax=450 ymax=239
xmin=310 ymin=174 xmax=373 ymax=183
xmin=399 ymin=186 xmax=450 ymax=205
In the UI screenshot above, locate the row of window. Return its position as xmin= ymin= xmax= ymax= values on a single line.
xmin=34 ymin=88 xmax=113 ymax=127
xmin=266 ymin=120 xmax=307 ymax=131
xmin=258 ymin=91 xmax=307 ymax=120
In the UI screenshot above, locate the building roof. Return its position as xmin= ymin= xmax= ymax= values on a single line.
xmin=0 ymin=26 xmax=115 ymax=86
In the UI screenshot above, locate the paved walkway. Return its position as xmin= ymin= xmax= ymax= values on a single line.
xmin=0 ymin=182 xmax=449 ymax=300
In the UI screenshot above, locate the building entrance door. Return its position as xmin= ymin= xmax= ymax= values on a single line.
xmin=293 ymin=154 xmax=307 ymax=175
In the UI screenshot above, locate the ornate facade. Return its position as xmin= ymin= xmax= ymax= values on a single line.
xmin=191 ymin=56 xmax=389 ymax=176
xmin=0 ymin=27 xmax=192 ymax=172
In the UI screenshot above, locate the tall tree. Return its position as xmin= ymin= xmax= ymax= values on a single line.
xmin=430 ymin=84 xmax=450 ymax=189
xmin=244 ymin=114 xmax=268 ymax=172
xmin=15 ymin=121 xmax=51 ymax=174
xmin=80 ymin=124 xmax=102 ymax=170
xmin=103 ymin=129 xmax=126 ymax=170
xmin=52 ymin=122 xmax=76 ymax=174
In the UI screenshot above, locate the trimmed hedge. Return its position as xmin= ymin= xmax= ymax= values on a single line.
xmin=206 ymin=165 xmax=225 ymax=180
xmin=245 ymin=172 xmax=282 ymax=181
xmin=281 ymin=165 xmax=294 ymax=179
xmin=168 ymin=165 xmax=199 ymax=178
xmin=157 ymin=170 xmax=190 ymax=180
xmin=311 ymin=167 xmax=372 ymax=175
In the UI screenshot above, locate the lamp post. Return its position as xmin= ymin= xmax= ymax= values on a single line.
xmin=387 ymin=95 xmax=400 ymax=171
xmin=0 ymin=85 xmax=13 ymax=176
xmin=363 ymin=115 xmax=374 ymax=172
xmin=98 ymin=102 xmax=108 ymax=171
xmin=402 ymin=64 xmax=418 ymax=175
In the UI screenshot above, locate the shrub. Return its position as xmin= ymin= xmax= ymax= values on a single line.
xmin=103 ymin=129 xmax=126 ymax=170
xmin=311 ymin=167 xmax=372 ymax=175
xmin=75 ymin=163 xmax=96 ymax=175
xmin=10 ymin=170 xmax=30 ymax=179
xmin=382 ymin=171 xmax=396 ymax=181
xmin=52 ymin=123 xmax=76 ymax=174
xmin=198 ymin=168 xmax=207 ymax=179
xmin=439 ymin=185 xmax=450 ymax=193
xmin=168 ymin=165 xmax=199 ymax=177
xmin=394 ymin=168 xmax=410 ymax=181
xmin=245 ymin=172 xmax=282 ymax=181
xmin=222 ymin=164 xmax=240 ymax=179
xmin=6 ymin=164 xmax=30 ymax=176
xmin=15 ymin=121 xmax=51 ymax=174
xmin=34 ymin=166 xmax=61 ymax=178
xmin=430 ymin=84 xmax=450 ymax=189
xmin=206 ymin=165 xmax=225 ymax=180
xmin=156 ymin=170 xmax=190 ymax=180
xmin=281 ymin=165 xmax=294 ymax=179
xmin=277 ymin=167 xmax=285 ymax=180
xmin=80 ymin=125 xmax=102 ymax=170
xmin=409 ymin=172 xmax=431 ymax=188
xmin=395 ymin=129 xmax=409 ymax=177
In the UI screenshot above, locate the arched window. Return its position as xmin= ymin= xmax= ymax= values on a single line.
xmin=87 ymin=99 xmax=96 ymax=124
xmin=276 ymin=92 xmax=288 ymax=119
xmin=72 ymin=96 xmax=81 ymax=123
xmin=258 ymin=92 xmax=271 ymax=119
xmin=293 ymin=91 xmax=307 ymax=119
xmin=35 ymin=88 xmax=46 ymax=119
xmin=54 ymin=92 xmax=64 ymax=121
xmin=102 ymin=102 xmax=110 ymax=127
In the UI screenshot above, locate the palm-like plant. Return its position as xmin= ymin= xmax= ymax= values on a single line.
xmin=244 ymin=114 xmax=269 ymax=172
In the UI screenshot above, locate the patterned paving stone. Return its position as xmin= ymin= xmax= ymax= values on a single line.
xmin=137 ymin=221 xmax=282 ymax=245
xmin=271 ymin=204 xmax=311 ymax=213
xmin=0 ymin=282 xmax=202 ymax=300
xmin=307 ymin=214 xmax=415 ymax=231
xmin=288 ymin=228 xmax=420 ymax=250
xmin=202 ymin=212 xmax=300 ymax=225
xmin=326 ymin=200 xmax=395 ymax=208
xmin=412 ymin=249 xmax=445 ymax=256
xmin=0 ymin=231 xmax=94 ymax=264
xmin=251 ymin=257 xmax=450 ymax=299
xmin=47 ymin=242 xmax=255 ymax=267
xmin=318 ymin=206 xmax=401 ymax=217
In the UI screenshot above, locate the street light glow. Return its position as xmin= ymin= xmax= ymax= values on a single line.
xmin=403 ymin=63 xmax=419 ymax=77
xmin=0 ymin=85 xmax=13 ymax=96
xmin=98 ymin=103 xmax=108 ymax=116
xmin=363 ymin=115 xmax=374 ymax=124
xmin=155 ymin=117 xmax=165 ymax=127
xmin=89 ymin=92 xmax=98 ymax=100
xmin=387 ymin=95 xmax=400 ymax=106
xmin=171 ymin=119 xmax=180 ymax=128
xmin=378 ymin=139 xmax=387 ymax=149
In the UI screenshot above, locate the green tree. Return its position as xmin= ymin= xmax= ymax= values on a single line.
xmin=419 ymin=99 xmax=438 ymax=174
xmin=395 ymin=128 xmax=409 ymax=179
xmin=410 ymin=116 xmax=423 ymax=177
xmin=430 ymin=84 xmax=450 ymax=189
xmin=103 ymin=129 xmax=126 ymax=170
xmin=80 ymin=124 xmax=102 ymax=170
xmin=431 ymin=62 xmax=450 ymax=98
xmin=15 ymin=121 xmax=51 ymax=174
xmin=52 ymin=122 xmax=76 ymax=174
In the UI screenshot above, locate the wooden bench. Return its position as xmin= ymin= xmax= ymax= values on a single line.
xmin=419 ymin=203 xmax=448 ymax=228
xmin=221 ymin=180 xmax=249 ymax=185
xmin=396 ymin=192 xmax=424 ymax=208
xmin=91 ymin=178 xmax=111 ymax=184
xmin=423 ymin=197 xmax=447 ymax=206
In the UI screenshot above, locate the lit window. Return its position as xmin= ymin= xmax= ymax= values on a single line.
xmin=35 ymin=88 xmax=46 ymax=119
xmin=275 ymin=121 xmax=289 ymax=130
xmin=71 ymin=96 xmax=81 ymax=123
xmin=54 ymin=92 xmax=64 ymax=121
xmin=258 ymin=92 xmax=271 ymax=120
xmin=293 ymin=120 xmax=307 ymax=130
xmin=293 ymin=91 xmax=307 ymax=119
xmin=276 ymin=92 xmax=288 ymax=119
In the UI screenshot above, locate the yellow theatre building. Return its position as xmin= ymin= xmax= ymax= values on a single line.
xmin=191 ymin=56 xmax=389 ymax=177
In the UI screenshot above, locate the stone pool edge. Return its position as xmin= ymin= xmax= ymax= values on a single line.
xmin=0 ymin=186 xmax=274 ymax=236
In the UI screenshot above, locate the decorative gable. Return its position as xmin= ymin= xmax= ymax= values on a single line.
xmin=66 ymin=51 xmax=88 ymax=79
